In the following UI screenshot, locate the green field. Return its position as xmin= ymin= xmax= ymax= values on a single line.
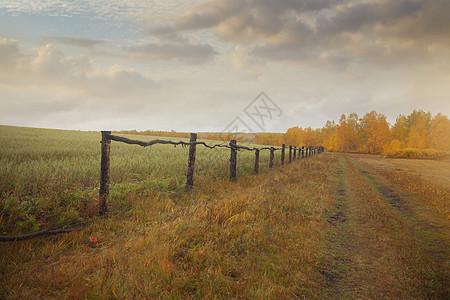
xmin=0 ymin=125 xmax=276 ymax=234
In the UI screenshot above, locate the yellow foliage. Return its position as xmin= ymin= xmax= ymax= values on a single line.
xmin=284 ymin=110 xmax=448 ymax=155
xmin=430 ymin=114 xmax=450 ymax=151
xmin=387 ymin=139 xmax=403 ymax=151
xmin=384 ymin=148 xmax=450 ymax=160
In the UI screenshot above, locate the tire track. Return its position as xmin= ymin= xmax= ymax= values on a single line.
xmin=320 ymin=156 xmax=354 ymax=297
xmin=321 ymin=154 xmax=434 ymax=298
xmin=344 ymin=155 xmax=449 ymax=298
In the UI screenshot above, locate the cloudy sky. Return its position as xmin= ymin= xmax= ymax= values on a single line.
xmin=0 ymin=0 xmax=449 ymax=132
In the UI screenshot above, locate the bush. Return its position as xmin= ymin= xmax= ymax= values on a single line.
xmin=384 ymin=148 xmax=450 ymax=160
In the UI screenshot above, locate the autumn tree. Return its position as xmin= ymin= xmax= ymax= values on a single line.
xmin=284 ymin=126 xmax=304 ymax=146
xmin=361 ymin=111 xmax=390 ymax=154
xmin=336 ymin=114 xmax=351 ymax=151
xmin=303 ymin=127 xmax=317 ymax=146
xmin=390 ymin=114 xmax=408 ymax=149
xmin=430 ymin=113 xmax=450 ymax=151
xmin=406 ymin=114 xmax=430 ymax=149
xmin=319 ymin=120 xmax=338 ymax=151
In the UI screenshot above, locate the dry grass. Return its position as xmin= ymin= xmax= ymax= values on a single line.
xmin=1 ymin=153 xmax=338 ymax=298
xmin=384 ymin=148 xmax=450 ymax=160
xmin=349 ymin=153 xmax=449 ymax=230
xmin=343 ymin=154 xmax=448 ymax=298
xmin=1 ymin=126 xmax=448 ymax=298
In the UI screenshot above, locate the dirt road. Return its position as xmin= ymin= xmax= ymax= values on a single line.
xmin=321 ymin=153 xmax=449 ymax=299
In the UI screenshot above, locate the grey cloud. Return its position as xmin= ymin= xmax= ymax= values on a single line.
xmin=317 ymin=0 xmax=424 ymax=36
xmin=39 ymin=36 xmax=106 ymax=48
xmin=385 ymin=0 xmax=450 ymax=46
xmin=0 ymin=40 xmax=155 ymax=102
xmin=123 ymin=42 xmax=218 ymax=64
xmin=174 ymin=0 xmax=341 ymax=31
xmin=252 ymin=0 xmax=342 ymax=14
xmin=0 ymin=38 xmax=22 ymax=69
xmin=169 ymin=0 xmax=450 ymax=68
xmin=174 ymin=0 xmax=244 ymax=30
xmin=144 ymin=26 xmax=182 ymax=41
xmin=174 ymin=0 xmax=326 ymax=44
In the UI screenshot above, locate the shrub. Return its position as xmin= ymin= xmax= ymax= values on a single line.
xmin=384 ymin=148 xmax=450 ymax=160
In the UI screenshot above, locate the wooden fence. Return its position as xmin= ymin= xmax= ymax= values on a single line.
xmin=99 ymin=131 xmax=325 ymax=215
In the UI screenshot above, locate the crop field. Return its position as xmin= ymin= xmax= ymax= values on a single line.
xmin=0 ymin=125 xmax=276 ymax=234
xmin=0 ymin=126 xmax=449 ymax=298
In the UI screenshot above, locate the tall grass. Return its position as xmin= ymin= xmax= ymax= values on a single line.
xmin=0 ymin=126 xmax=277 ymax=234
xmin=1 ymin=149 xmax=337 ymax=299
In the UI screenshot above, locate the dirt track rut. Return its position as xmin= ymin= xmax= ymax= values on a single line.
xmin=320 ymin=154 xmax=448 ymax=299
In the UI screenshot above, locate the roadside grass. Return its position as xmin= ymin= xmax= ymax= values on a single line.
xmin=0 ymin=153 xmax=338 ymax=298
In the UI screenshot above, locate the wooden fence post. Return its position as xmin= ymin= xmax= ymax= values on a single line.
xmin=269 ymin=148 xmax=274 ymax=168
xmin=281 ymin=144 xmax=285 ymax=165
xmin=289 ymin=146 xmax=292 ymax=163
xmin=185 ymin=133 xmax=197 ymax=189
xmin=254 ymin=149 xmax=260 ymax=174
xmin=230 ymin=140 xmax=237 ymax=181
xmin=99 ymin=131 xmax=111 ymax=216
xmin=305 ymin=147 xmax=308 ymax=158
xmin=293 ymin=147 xmax=297 ymax=160
xmin=301 ymin=147 xmax=304 ymax=159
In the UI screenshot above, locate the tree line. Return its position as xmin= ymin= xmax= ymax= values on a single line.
xmin=116 ymin=110 xmax=449 ymax=154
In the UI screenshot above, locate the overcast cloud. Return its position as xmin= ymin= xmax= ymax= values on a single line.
xmin=0 ymin=0 xmax=449 ymax=132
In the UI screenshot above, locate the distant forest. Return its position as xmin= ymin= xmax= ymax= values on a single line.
xmin=116 ymin=110 xmax=449 ymax=154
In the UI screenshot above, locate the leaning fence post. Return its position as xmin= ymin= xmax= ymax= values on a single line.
xmin=293 ymin=147 xmax=297 ymax=160
xmin=254 ymin=149 xmax=260 ymax=174
xmin=230 ymin=140 xmax=237 ymax=180
xmin=305 ymin=147 xmax=309 ymax=158
xmin=269 ymin=148 xmax=274 ymax=168
xmin=281 ymin=144 xmax=285 ymax=165
xmin=289 ymin=145 xmax=292 ymax=163
xmin=186 ymin=133 xmax=197 ymax=189
xmin=99 ymin=131 xmax=111 ymax=216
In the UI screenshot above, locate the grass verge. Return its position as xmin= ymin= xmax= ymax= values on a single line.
xmin=1 ymin=154 xmax=337 ymax=298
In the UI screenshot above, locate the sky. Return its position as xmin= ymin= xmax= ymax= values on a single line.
xmin=0 ymin=0 xmax=449 ymax=133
